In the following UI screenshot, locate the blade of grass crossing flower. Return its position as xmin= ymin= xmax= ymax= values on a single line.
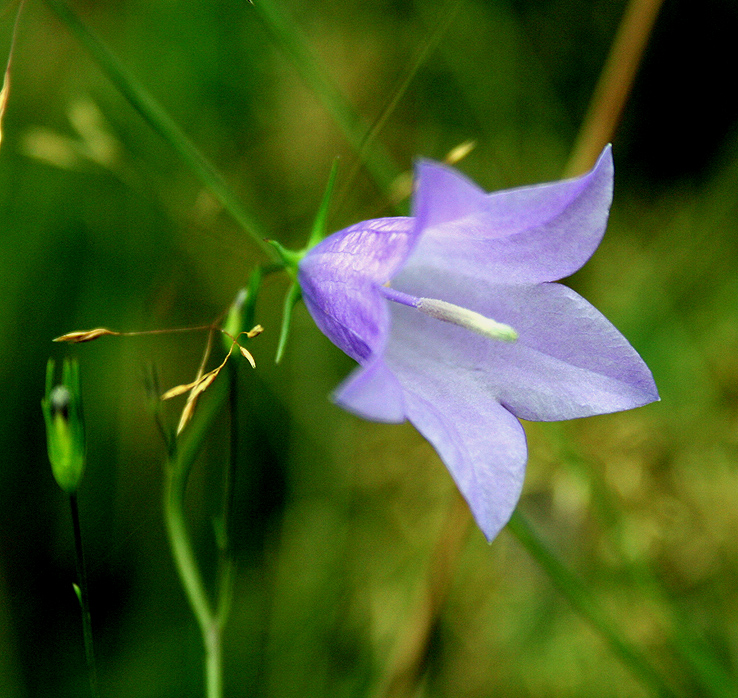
xmin=337 ymin=0 xmax=462 ymax=214
xmin=44 ymin=0 xmax=278 ymax=263
xmin=506 ymin=510 xmax=679 ymax=698
xmin=249 ymin=0 xmax=401 ymax=201
xmin=519 ymin=5 xmax=678 ymax=691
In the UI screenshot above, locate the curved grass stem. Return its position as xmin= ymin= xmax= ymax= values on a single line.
xmin=565 ymin=0 xmax=665 ymax=176
xmin=164 ymin=457 xmax=222 ymax=698
xmin=44 ymin=0 xmax=279 ymax=263
xmin=163 ymin=376 xmax=231 ymax=698
xmin=69 ymin=494 xmax=100 ymax=698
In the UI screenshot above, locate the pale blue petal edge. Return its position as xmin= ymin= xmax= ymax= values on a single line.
xmin=409 ymin=146 xmax=614 ymax=284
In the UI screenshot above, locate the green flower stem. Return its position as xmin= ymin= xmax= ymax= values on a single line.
xmin=163 ymin=377 xmax=230 ymax=698
xmin=69 ymin=493 xmax=100 ymax=698
xmin=210 ymin=361 xmax=240 ymax=627
xmin=164 ymin=460 xmax=222 ymax=698
xmin=44 ymin=0 xmax=280 ymax=264
xmin=506 ymin=510 xmax=679 ymax=698
xmin=223 ymin=359 xmax=240 ymax=552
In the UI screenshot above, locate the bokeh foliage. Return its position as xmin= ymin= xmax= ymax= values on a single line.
xmin=2 ymin=0 xmax=738 ymax=696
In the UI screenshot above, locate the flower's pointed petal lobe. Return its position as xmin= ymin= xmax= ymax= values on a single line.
xmin=489 ymin=283 xmax=660 ymax=420
xmin=411 ymin=146 xmax=613 ymax=283
xmin=299 ymin=217 xmax=414 ymax=362
xmin=384 ymin=343 xmax=528 ymax=541
xmin=333 ymin=358 xmax=406 ymax=423
xmin=391 ymin=269 xmax=659 ymax=421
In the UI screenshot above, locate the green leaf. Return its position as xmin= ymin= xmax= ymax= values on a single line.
xmin=275 ymin=282 xmax=302 ymax=364
xmin=307 ymin=158 xmax=339 ymax=249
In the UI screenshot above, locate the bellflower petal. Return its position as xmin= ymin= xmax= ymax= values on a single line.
xmin=391 ymin=267 xmax=659 ymax=421
xmin=388 ymin=367 xmax=527 ymax=542
xmin=411 ymin=146 xmax=614 ymax=283
xmin=335 ymin=327 xmax=529 ymax=540
xmin=298 ymin=147 xmax=658 ymax=541
xmin=334 ymin=357 xmax=406 ymax=423
xmin=299 ymin=216 xmax=416 ymax=361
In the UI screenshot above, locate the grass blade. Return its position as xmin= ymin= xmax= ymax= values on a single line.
xmin=44 ymin=0 xmax=278 ymax=262
xmin=249 ymin=0 xmax=401 ymax=200
xmin=507 ymin=510 xmax=679 ymax=698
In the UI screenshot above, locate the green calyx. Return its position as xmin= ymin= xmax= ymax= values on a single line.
xmin=267 ymin=159 xmax=339 ymax=277
xmin=266 ymin=239 xmax=304 ymax=273
xmin=273 ymin=159 xmax=338 ymax=362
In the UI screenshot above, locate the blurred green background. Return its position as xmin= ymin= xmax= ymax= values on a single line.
xmin=2 ymin=0 xmax=738 ymax=695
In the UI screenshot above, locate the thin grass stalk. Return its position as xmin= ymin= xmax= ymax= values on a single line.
xmin=506 ymin=510 xmax=679 ymax=697
xmin=163 ymin=378 xmax=230 ymax=698
xmin=69 ymin=493 xmax=100 ymax=698
xmin=335 ymin=0 xmax=463 ymax=215
xmin=44 ymin=0 xmax=279 ymax=263
xmin=564 ymin=0 xmax=666 ymax=176
xmin=249 ymin=0 xmax=401 ymax=202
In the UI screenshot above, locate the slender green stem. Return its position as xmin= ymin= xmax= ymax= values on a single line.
xmin=205 ymin=628 xmax=223 ymax=698
xmin=212 ymin=361 xmax=240 ymax=626
xmin=163 ymin=377 xmax=231 ymax=698
xmin=506 ymin=510 xmax=679 ymax=698
xmin=69 ymin=493 xmax=100 ymax=698
xmin=336 ymin=0 xmax=462 ymax=213
xmin=164 ymin=461 xmax=213 ymax=642
xmin=164 ymin=458 xmax=224 ymax=698
xmin=223 ymin=360 xmax=240 ymax=551
xmin=44 ymin=0 xmax=279 ymax=263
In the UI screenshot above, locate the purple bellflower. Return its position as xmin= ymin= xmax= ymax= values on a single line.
xmin=298 ymin=146 xmax=658 ymax=542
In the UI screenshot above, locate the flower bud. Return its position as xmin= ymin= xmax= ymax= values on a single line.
xmin=41 ymin=359 xmax=86 ymax=493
